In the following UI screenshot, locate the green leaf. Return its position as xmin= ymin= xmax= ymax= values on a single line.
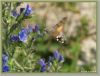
xmin=70 ymin=42 xmax=80 ymax=53
xmin=60 ymin=64 xmax=70 ymax=72
xmin=70 ymin=42 xmax=81 ymax=72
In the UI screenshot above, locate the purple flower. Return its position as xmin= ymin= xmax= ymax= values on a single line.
xmin=53 ymin=50 xmax=64 ymax=62
xmin=2 ymin=54 xmax=8 ymax=65
xmin=38 ymin=59 xmax=46 ymax=67
xmin=53 ymin=50 xmax=60 ymax=60
xmin=12 ymin=10 xmax=19 ymax=17
xmin=38 ymin=59 xmax=47 ymax=72
xmin=11 ymin=35 xmax=19 ymax=42
xmin=19 ymin=29 xmax=28 ymax=43
xmin=2 ymin=54 xmax=9 ymax=72
xmin=33 ymin=25 xmax=39 ymax=32
xmin=59 ymin=55 xmax=64 ymax=62
xmin=41 ymin=66 xmax=46 ymax=72
xmin=24 ymin=4 xmax=32 ymax=16
xmin=2 ymin=65 xmax=9 ymax=72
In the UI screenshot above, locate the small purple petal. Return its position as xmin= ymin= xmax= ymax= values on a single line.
xmin=41 ymin=66 xmax=46 ymax=72
xmin=53 ymin=50 xmax=60 ymax=60
xmin=11 ymin=35 xmax=19 ymax=41
xmin=12 ymin=10 xmax=19 ymax=17
xmin=59 ymin=54 xmax=64 ymax=62
xmin=2 ymin=65 xmax=9 ymax=72
xmin=24 ymin=4 xmax=32 ymax=16
xmin=2 ymin=54 xmax=8 ymax=65
xmin=38 ymin=59 xmax=46 ymax=67
xmin=33 ymin=25 xmax=39 ymax=32
xmin=19 ymin=29 xmax=28 ymax=42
